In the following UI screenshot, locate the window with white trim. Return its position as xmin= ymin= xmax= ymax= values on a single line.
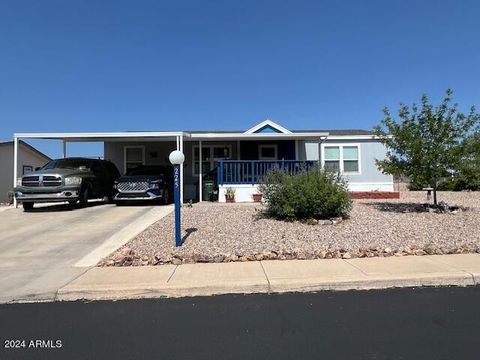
xmin=342 ymin=146 xmax=359 ymax=173
xmin=323 ymin=144 xmax=360 ymax=174
xmin=124 ymin=146 xmax=145 ymax=173
xmin=258 ymin=144 xmax=278 ymax=160
xmin=193 ymin=145 xmax=231 ymax=176
xmin=324 ymin=146 xmax=340 ymax=172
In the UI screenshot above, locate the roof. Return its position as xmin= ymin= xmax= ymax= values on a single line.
xmin=13 ymin=120 xmax=377 ymax=141
xmin=0 ymin=140 xmax=51 ymax=161
xmin=187 ymin=129 xmax=373 ymax=135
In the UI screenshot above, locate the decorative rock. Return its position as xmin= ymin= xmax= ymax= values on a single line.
xmin=330 ymin=217 xmax=343 ymax=225
xmin=342 ymin=252 xmax=352 ymax=259
xmin=172 ymin=258 xmax=182 ymax=265
xmin=213 ymin=255 xmax=225 ymax=263
xmin=384 ymin=247 xmax=393 ymax=254
xmin=318 ymin=220 xmax=333 ymax=225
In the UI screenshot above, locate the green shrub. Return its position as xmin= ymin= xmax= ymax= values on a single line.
xmin=437 ymin=172 xmax=480 ymax=191
xmin=258 ymin=167 xmax=352 ymax=220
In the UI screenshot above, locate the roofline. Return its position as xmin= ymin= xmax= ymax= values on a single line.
xmin=190 ymin=132 xmax=329 ymax=140
xmin=14 ymin=131 xmax=191 ymax=140
xmin=12 ymin=131 xmax=385 ymax=142
xmin=325 ymin=135 xmax=384 ymax=140
xmin=0 ymin=139 xmax=51 ymax=161
xmin=19 ymin=140 xmax=52 ymax=161
xmin=244 ymin=119 xmax=292 ymax=134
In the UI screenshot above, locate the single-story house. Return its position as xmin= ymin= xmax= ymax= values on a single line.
xmin=0 ymin=140 xmax=51 ymax=203
xmin=13 ymin=120 xmax=394 ymax=203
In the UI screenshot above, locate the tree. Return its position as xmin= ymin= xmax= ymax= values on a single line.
xmin=373 ymin=89 xmax=479 ymax=205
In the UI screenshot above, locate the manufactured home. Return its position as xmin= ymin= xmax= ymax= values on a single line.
xmin=13 ymin=120 xmax=394 ymax=203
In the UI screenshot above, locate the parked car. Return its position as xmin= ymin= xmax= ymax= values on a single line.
xmin=113 ymin=165 xmax=173 ymax=204
xmin=14 ymin=157 xmax=120 ymax=211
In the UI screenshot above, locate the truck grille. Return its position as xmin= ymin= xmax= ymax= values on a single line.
xmin=21 ymin=175 xmax=62 ymax=187
xmin=22 ymin=176 xmax=40 ymax=187
xmin=42 ymin=176 xmax=62 ymax=187
xmin=117 ymin=181 xmax=150 ymax=192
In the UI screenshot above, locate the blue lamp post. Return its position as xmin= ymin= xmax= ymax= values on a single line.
xmin=169 ymin=150 xmax=185 ymax=247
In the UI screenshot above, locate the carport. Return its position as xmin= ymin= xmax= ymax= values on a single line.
xmin=13 ymin=131 xmax=190 ymax=207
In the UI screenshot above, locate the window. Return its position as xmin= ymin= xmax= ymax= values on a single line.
xmin=343 ymin=146 xmax=359 ymax=173
xmin=322 ymin=144 xmax=360 ymax=174
xmin=22 ymin=165 xmax=33 ymax=175
xmin=324 ymin=146 xmax=340 ymax=172
xmin=258 ymin=145 xmax=278 ymax=160
xmin=124 ymin=146 xmax=145 ymax=173
xmin=193 ymin=145 xmax=231 ymax=176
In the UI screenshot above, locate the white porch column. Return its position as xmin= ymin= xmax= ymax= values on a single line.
xmin=295 ymin=140 xmax=299 ymax=160
xmin=63 ymin=140 xmax=67 ymax=158
xmin=180 ymin=135 xmax=184 ymax=203
xmin=199 ymin=140 xmax=202 ymax=202
xmin=13 ymin=136 xmax=18 ymax=207
xmin=318 ymin=138 xmax=322 ymax=166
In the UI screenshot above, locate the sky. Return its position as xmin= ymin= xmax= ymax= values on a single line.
xmin=1 ymin=0 xmax=479 ymax=158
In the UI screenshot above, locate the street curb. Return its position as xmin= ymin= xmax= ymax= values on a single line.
xmin=56 ymin=272 xmax=476 ymax=302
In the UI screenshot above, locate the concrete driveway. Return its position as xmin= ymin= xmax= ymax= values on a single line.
xmin=0 ymin=202 xmax=172 ymax=303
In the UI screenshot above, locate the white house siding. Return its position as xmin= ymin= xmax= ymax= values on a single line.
xmin=299 ymin=139 xmax=394 ymax=192
xmin=0 ymin=142 xmax=50 ymax=203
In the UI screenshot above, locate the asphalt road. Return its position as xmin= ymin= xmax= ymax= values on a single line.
xmin=1 ymin=286 xmax=479 ymax=360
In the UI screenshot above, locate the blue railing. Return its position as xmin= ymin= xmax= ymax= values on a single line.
xmin=217 ymin=160 xmax=318 ymax=185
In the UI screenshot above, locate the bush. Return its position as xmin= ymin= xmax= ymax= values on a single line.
xmin=437 ymin=172 xmax=480 ymax=191
xmin=258 ymin=167 xmax=352 ymax=220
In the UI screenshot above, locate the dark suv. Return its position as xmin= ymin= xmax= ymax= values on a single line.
xmin=113 ymin=165 xmax=173 ymax=204
xmin=14 ymin=157 xmax=120 ymax=211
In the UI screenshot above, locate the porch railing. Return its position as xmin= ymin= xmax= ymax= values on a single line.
xmin=217 ymin=160 xmax=318 ymax=185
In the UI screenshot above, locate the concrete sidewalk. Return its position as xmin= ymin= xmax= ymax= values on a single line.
xmin=56 ymin=254 xmax=480 ymax=301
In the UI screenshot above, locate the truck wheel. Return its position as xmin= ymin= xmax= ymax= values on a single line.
xmin=23 ymin=202 xmax=34 ymax=211
xmin=78 ymin=188 xmax=89 ymax=208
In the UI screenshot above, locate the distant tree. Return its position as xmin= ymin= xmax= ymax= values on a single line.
xmin=451 ymin=130 xmax=480 ymax=190
xmin=373 ymin=89 xmax=479 ymax=205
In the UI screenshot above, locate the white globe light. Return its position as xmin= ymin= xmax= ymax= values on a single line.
xmin=169 ymin=150 xmax=185 ymax=165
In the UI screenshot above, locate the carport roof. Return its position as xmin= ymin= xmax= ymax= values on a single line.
xmin=13 ymin=131 xmax=190 ymax=142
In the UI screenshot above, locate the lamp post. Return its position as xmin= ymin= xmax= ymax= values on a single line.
xmin=169 ymin=150 xmax=185 ymax=247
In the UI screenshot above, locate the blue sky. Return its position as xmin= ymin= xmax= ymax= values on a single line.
xmin=1 ymin=0 xmax=479 ymax=158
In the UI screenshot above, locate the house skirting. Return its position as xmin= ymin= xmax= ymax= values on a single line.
xmin=219 ymin=182 xmax=396 ymax=203
xmin=218 ymin=184 xmax=260 ymax=203
xmin=350 ymin=191 xmax=400 ymax=199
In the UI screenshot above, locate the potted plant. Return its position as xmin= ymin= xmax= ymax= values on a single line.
xmin=252 ymin=192 xmax=263 ymax=202
xmin=225 ymin=187 xmax=236 ymax=203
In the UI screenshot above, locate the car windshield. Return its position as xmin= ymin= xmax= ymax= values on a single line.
xmin=42 ymin=159 xmax=93 ymax=171
xmin=126 ymin=166 xmax=169 ymax=176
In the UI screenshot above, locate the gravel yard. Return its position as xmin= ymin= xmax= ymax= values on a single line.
xmin=100 ymin=192 xmax=480 ymax=266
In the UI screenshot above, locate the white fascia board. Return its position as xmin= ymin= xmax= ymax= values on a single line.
xmin=244 ymin=119 xmax=292 ymax=134
xmin=325 ymin=135 xmax=385 ymax=141
xmin=190 ymin=132 xmax=329 ymax=140
xmin=14 ymin=132 xmax=191 ymax=140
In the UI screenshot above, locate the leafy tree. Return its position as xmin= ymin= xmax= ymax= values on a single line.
xmin=373 ymin=89 xmax=479 ymax=205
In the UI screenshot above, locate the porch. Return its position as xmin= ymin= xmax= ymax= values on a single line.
xmin=215 ymin=159 xmax=318 ymax=202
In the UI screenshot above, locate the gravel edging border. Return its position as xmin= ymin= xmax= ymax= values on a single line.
xmin=98 ymin=244 xmax=480 ymax=267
